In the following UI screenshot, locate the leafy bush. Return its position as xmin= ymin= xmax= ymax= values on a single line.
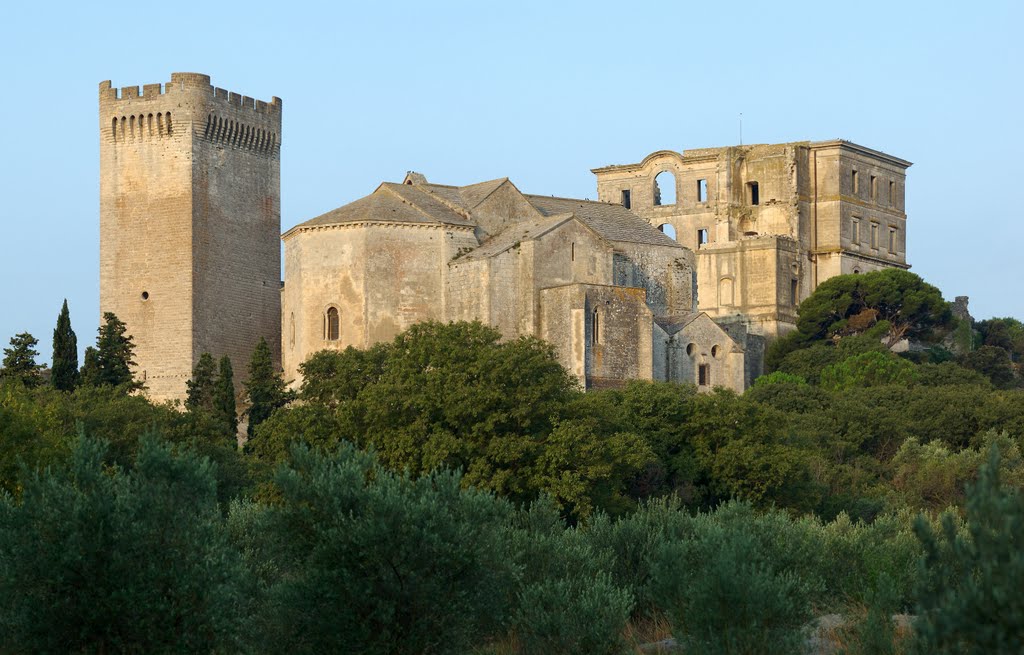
xmin=651 ymin=509 xmax=818 ymax=655
xmin=911 ymin=445 xmax=1024 ymax=653
xmin=820 ymin=352 xmax=919 ymax=391
xmin=0 ymin=435 xmax=248 ymax=653
xmin=233 ymin=442 xmax=518 ymax=655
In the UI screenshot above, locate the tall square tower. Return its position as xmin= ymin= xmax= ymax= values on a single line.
xmin=99 ymin=72 xmax=282 ymax=403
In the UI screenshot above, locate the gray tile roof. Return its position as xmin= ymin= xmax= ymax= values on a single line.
xmin=524 ymin=195 xmax=682 ymax=248
xmin=459 ymin=214 xmax=572 ymax=260
xmin=292 ymin=183 xmax=473 ymax=229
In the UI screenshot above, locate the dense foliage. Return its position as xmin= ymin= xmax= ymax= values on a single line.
xmin=1 ymin=269 xmax=1022 ymax=651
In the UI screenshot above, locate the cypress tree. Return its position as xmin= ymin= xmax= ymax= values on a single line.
xmin=244 ymin=338 xmax=290 ymax=438
xmin=214 ymin=356 xmax=238 ymax=437
xmin=185 ymin=353 xmax=217 ymax=412
xmin=51 ymin=299 xmax=79 ymax=391
xmin=1 ymin=332 xmax=43 ymax=387
xmin=81 ymin=313 xmax=143 ymax=392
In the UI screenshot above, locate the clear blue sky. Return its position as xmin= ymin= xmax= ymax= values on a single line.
xmin=2 ymin=0 xmax=1022 ymax=362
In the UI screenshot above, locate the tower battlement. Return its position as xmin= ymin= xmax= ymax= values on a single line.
xmin=99 ymin=72 xmax=282 ymax=115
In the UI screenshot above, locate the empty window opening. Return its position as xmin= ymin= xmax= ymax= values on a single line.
xmin=653 ymin=171 xmax=677 ymax=206
xmin=888 ymin=227 xmax=897 ymax=253
xmin=129 ymin=115 xmax=135 ymax=137
xmin=157 ymin=113 xmax=164 ymax=135
xmin=571 ymin=242 xmax=575 ymax=262
xmin=140 ymin=291 xmax=149 ymax=301
xmin=658 ymin=223 xmax=677 ymax=241
xmin=852 ymin=169 xmax=859 ymax=194
xmin=711 ymin=345 xmax=721 ymax=358
xmin=111 ymin=117 xmax=117 ymax=141
xmin=325 ymin=307 xmax=340 ymax=341
xmin=853 ymin=268 xmax=862 ymax=274
xmin=698 ymin=364 xmax=711 ymax=387
xmin=592 ymin=309 xmax=600 ymax=344
xmin=686 ymin=343 xmax=696 ymax=356
xmin=791 ymin=278 xmax=799 ymax=305
xmin=851 ymin=218 xmax=861 ymax=244
xmin=747 ymin=181 xmax=759 ymax=206
xmin=621 ymin=189 xmax=631 ymax=209
xmin=165 ymin=112 xmax=172 ymax=135
xmin=697 ymin=228 xmax=709 ymax=246
xmin=697 ymin=179 xmax=708 ymax=203
xmin=889 ymin=180 xmax=896 ymax=207
xmin=870 ymin=223 xmax=879 ymax=249
xmin=870 ymin=175 xmax=878 ymax=201
xmin=147 ymin=113 xmax=154 ymax=136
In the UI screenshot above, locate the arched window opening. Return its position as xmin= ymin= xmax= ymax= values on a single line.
xmin=289 ymin=313 xmax=296 ymax=347
xmin=147 ymin=113 xmax=154 ymax=136
xmin=657 ymin=223 xmax=677 ymax=241
xmin=165 ymin=112 xmax=172 ymax=135
xmin=325 ymin=307 xmax=340 ymax=341
xmin=592 ymin=309 xmax=600 ymax=345
xmin=686 ymin=343 xmax=696 ymax=356
xmin=571 ymin=242 xmax=575 ymax=262
xmin=157 ymin=113 xmax=164 ymax=135
xmin=653 ymin=171 xmax=677 ymax=206
xmin=129 ymin=115 xmax=135 ymax=137
xmin=711 ymin=345 xmax=721 ymax=358
xmin=111 ymin=117 xmax=117 ymax=141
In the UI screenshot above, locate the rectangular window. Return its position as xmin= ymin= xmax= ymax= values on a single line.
xmin=889 ymin=180 xmax=896 ymax=207
xmin=698 ymin=364 xmax=710 ymax=387
xmin=621 ymin=189 xmax=631 ymax=209
xmin=888 ymin=227 xmax=897 ymax=253
xmin=791 ymin=279 xmax=799 ymax=305
xmin=747 ymin=181 xmax=759 ymax=206
xmin=697 ymin=179 xmax=708 ymax=203
xmin=852 ymin=170 xmax=859 ymax=194
xmin=870 ymin=175 xmax=878 ymax=201
xmin=851 ymin=217 xmax=861 ymax=244
xmin=697 ymin=228 xmax=709 ymax=246
xmin=571 ymin=242 xmax=575 ymax=262
xmin=870 ymin=222 xmax=879 ymax=249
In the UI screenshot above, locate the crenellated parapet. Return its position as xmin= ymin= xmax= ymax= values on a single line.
xmin=99 ymin=73 xmax=282 ymax=155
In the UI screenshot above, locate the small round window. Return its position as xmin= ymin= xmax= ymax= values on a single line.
xmin=686 ymin=343 xmax=696 ymax=356
xmin=141 ymin=291 xmax=150 ymax=301
xmin=712 ymin=345 xmax=721 ymax=358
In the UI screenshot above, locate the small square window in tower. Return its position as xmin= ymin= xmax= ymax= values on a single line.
xmin=697 ymin=228 xmax=709 ymax=247
xmin=698 ymin=363 xmax=711 ymax=387
xmin=620 ymin=189 xmax=631 ymax=209
xmin=697 ymin=179 xmax=708 ymax=203
xmin=746 ymin=181 xmax=759 ymax=206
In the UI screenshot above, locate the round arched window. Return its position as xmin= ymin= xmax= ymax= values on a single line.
xmin=325 ymin=307 xmax=340 ymax=341
xmin=686 ymin=343 xmax=696 ymax=356
xmin=712 ymin=345 xmax=721 ymax=358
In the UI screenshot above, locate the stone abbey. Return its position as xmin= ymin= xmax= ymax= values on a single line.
xmin=99 ymin=73 xmax=911 ymax=403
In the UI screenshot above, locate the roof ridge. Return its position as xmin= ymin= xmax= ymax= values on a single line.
xmin=524 ymin=192 xmax=619 ymax=206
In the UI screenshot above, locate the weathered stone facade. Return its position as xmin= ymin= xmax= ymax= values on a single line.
xmin=592 ymin=142 xmax=911 ymax=338
xmin=101 ymin=74 xmax=912 ymax=399
xmin=282 ymin=176 xmax=748 ymax=392
xmin=99 ymin=73 xmax=282 ymax=403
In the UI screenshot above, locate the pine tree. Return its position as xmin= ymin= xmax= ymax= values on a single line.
xmin=244 ymin=337 xmax=290 ymax=438
xmin=51 ymin=299 xmax=79 ymax=391
xmin=1 ymin=333 xmax=43 ymax=387
xmin=81 ymin=313 xmax=143 ymax=392
xmin=185 ymin=353 xmax=217 ymax=412
xmin=214 ymin=355 xmax=238 ymax=437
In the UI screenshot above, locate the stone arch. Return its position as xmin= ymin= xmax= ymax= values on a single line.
xmin=653 ymin=170 xmax=677 ymax=206
xmin=657 ymin=223 xmax=677 ymax=240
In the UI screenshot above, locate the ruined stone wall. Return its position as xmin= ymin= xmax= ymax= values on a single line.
xmin=610 ymin=241 xmax=694 ymax=316
xmin=99 ymin=72 xmax=282 ymax=403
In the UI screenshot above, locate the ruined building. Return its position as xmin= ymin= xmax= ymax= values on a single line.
xmin=99 ymin=74 xmax=911 ymax=402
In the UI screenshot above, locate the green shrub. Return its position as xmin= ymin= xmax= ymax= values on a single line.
xmin=514 ymin=573 xmax=633 ymax=655
xmin=651 ymin=503 xmax=820 ymax=654
xmin=911 ymin=445 xmax=1024 ymax=653
xmin=652 ymin=522 xmax=816 ymax=654
xmin=820 ymin=352 xmax=919 ymax=391
xmin=234 ymin=442 xmax=518 ymax=655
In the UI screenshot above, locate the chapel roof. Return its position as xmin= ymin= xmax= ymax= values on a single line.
xmin=287 ymin=174 xmax=684 ymax=250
